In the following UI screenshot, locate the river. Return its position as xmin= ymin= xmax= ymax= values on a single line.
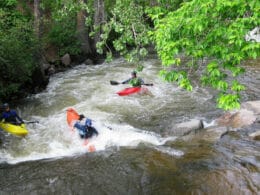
xmin=0 ymin=58 xmax=259 ymax=194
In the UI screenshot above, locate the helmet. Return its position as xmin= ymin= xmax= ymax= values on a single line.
xmin=79 ymin=114 xmax=85 ymax=120
xmin=131 ymin=71 xmax=137 ymax=76
xmin=3 ymin=103 xmax=9 ymax=109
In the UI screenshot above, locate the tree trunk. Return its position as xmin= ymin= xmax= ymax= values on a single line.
xmin=34 ymin=0 xmax=41 ymax=39
xmin=33 ymin=0 xmax=49 ymax=88
xmin=77 ymin=0 xmax=93 ymax=55
xmin=93 ymin=0 xmax=105 ymax=50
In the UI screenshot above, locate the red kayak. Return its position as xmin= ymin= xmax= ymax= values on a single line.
xmin=117 ymin=87 xmax=142 ymax=96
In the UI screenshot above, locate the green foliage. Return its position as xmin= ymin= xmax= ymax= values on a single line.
xmin=136 ymin=64 xmax=144 ymax=72
xmin=159 ymin=69 xmax=193 ymax=91
xmin=0 ymin=0 xmax=258 ymax=112
xmin=150 ymin=0 xmax=260 ymax=110
xmin=96 ymin=0 xmax=151 ymax=65
xmin=42 ymin=0 xmax=83 ymax=57
xmin=105 ymin=52 xmax=113 ymax=63
xmin=0 ymin=0 xmax=17 ymax=7
xmin=0 ymin=2 xmax=37 ymax=100
xmin=217 ymin=94 xmax=241 ymax=110
xmin=46 ymin=18 xmax=81 ymax=56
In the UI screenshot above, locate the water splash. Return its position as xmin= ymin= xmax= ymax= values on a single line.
xmin=0 ymin=116 xmax=179 ymax=164
xmin=1 ymin=59 xmax=213 ymax=164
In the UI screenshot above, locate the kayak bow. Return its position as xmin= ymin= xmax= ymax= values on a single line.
xmin=116 ymin=87 xmax=142 ymax=96
xmin=66 ymin=108 xmax=80 ymax=127
xmin=0 ymin=122 xmax=28 ymax=136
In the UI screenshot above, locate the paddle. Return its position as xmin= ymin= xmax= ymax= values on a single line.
xmin=110 ymin=80 xmax=121 ymax=85
xmin=24 ymin=120 xmax=39 ymax=124
xmin=110 ymin=80 xmax=153 ymax=86
xmin=104 ymin=125 xmax=113 ymax=130
xmin=91 ymin=119 xmax=113 ymax=130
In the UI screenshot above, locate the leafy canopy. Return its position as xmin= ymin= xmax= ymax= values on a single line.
xmin=0 ymin=0 xmax=37 ymax=99
xmin=41 ymin=0 xmax=83 ymax=56
xmin=149 ymin=0 xmax=260 ymax=110
xmin=95 ymin=0 xmax=151 ymax=64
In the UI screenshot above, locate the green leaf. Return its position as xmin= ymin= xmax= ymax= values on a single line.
xmin=217 ymin=94 xmax=241 ymax=110
xmin=105 ymin=52 xmax=113 ymax=63
xmin=216 ymin=80 xmax=228 ymax=91
xmin=231 ymin=80 xmax=245 ymax=92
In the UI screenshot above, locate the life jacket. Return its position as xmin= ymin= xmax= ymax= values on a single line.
xmin=129 ymin=78 xmax=142 ymax=87
xmin=2 ymin=110 xmax=18 ymax=123
xmin=74 ymin=118 xmax=92 ymax=135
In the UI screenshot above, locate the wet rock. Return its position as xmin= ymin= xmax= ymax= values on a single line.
xmin=181 ymin=126 xmax=228 ymax=142
xmin=242 ymin=101 xmax=260 ymax=122
xmin=42 ymin=63 xmax=51 ymax=71
xmin=47 ymin=65 xmax=55 ymax=75
xmin=242 ymin=101 xmax=260 ymax=114
xmin=216 ymin=109 xmax=256 ymax=128
xmin=83 ymin=58 xmax=94 ymax=65
xmin=181 ymin=100 xmax=260 ymax=142
xmin=216 ymin=100 xmax=260 ymax=128
xmin=201 ymin=126 xmax=229 ymax=141
xmin=171 ymin=119 xmax=204 ymax=136
xmin=249 ymin=131 xmax=260 ymax=141
xmin=61 ymin=53 xmax=71 ymax=66
xmin=45 ymin=44 xmax=59 ymax=63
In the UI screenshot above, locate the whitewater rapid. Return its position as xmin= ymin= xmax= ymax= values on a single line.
xmin=0 ymin=59 xmax=190 ymax=164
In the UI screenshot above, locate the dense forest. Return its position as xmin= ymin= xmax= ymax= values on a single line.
xmin=0 ymin=0 xmax=259 ymax=110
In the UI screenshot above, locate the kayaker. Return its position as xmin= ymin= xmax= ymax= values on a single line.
xmin=0 ymin=103 xmax=24 ymax=125
xmin=73 ymin=114 xmax=98 ymax=139
xmin=122 ymin=71 xmax=144 ymax=87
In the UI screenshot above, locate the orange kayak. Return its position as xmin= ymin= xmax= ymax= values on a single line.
xmin=66 ymin=108 xmax=79 ymax=127
xmin=66 ymin=108 xmax=96 ymax=152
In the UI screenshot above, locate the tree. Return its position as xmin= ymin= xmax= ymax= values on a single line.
xmin=96 ymin=0 xmax=151 ymax=63
xmin=34 ymin=0 xmax=41 ymax=40
xmin=76 ymin=0 xmax=93 ymax=55
xmin=93 ymin=0 xmax=105 ymax=51
xmin=149 ymin=0 xmax=260 ymax=110
xmin=42 ymin=0 xmax=83 ymax=57
xmin=0 ymin=0 xmax=37 ymax=100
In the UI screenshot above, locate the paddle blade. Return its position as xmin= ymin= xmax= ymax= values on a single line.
xmin=110 ymin=80 xmax=120 ymax=85
xmin=24 ymin=120 xmax=39 ymax=124
xmin=25 ymin=121 xmax=39 ymax=124
xmin=143 ymin=83 xmax=153 ymax=86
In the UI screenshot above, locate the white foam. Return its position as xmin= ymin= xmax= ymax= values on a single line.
xmin=0 ymin=59 xmax=201 ymax=164
xmin=1 ymin=119 xmax=179 ymax=164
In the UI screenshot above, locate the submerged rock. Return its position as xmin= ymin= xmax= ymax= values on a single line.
xmin=171 ymin=119 xmax=204 ymax=136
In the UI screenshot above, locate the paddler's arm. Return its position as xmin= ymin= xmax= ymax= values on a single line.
xmin=121 ymin=78 xmax=131 ymax=84
xmin=13 ymin=110 xmax=24 ymax=124
xmin=139 ymin=78 xmax=144 ymax=85
xmin=17 ymin=116 xmax=24 ymax=124
xmin=85 ymin=118 xmax=92 ymax=127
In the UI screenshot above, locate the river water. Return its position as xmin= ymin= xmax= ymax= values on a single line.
xmin=0 ymin=58 xmax=259 ymax=194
